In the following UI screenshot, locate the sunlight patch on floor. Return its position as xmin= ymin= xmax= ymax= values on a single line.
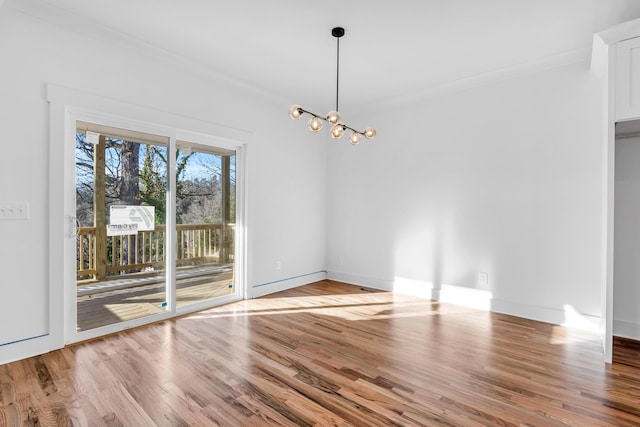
xmin=545 ymin=304 xmax=601 ymax=345
xmin=393 ymin=276 xmax=493 ymax=311
xmin=561 ymin=304 xmax=599 ymax=332
xmin=185 ymin=291 xmax=482 ymax=322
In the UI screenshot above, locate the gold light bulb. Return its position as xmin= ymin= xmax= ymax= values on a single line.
xmin=364 ymin=127 xmax=376 ymax=139
xmin=289 ymin=104 xmax=303 ymax=120
xmin=326 ymin=110 xmax=341 ymax=125
xmin=331 ymin=124 xmax=345 ymax=139
xmin=308 ymin=116 xmax=323 ymax=132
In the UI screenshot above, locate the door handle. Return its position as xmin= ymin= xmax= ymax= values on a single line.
xmin=69 ymin=216 xmax=80 ymax=238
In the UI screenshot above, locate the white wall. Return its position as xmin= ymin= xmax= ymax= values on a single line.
xmin=0 ymin=7 xmax=326 ymax=363
xmin=327 ymin=61 xmax=603 ymax=327
xmin=614 ymin=135 xmax=640 ymax=340
xmin=2 ymin=2 xmax=631 ymax=365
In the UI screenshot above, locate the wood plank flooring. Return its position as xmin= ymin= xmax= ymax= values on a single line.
xmin=614 ymin=336 xmax=640 ymax=369
xmin=1 ymin=280 xmax=639 ymax=426
xmin=77 ymin=270 xmax=234 ymax=331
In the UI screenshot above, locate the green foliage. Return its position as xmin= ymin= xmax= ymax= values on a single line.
xmin=76 ymin=135 xmax=236 ymax=228
xmin=140 ymin=145 xmax=168 ymax=224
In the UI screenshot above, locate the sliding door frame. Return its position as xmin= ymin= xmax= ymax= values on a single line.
xmin=48 ymin=84 xmax=249 ymax=346
xmin=67 ymin=110 xmax=178 ymax=342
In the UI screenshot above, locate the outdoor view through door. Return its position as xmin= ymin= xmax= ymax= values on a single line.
xmin=174 ymin=142 xmax=235 ymax=307
xmin=75 ymin=122 xmax=236 ymax=332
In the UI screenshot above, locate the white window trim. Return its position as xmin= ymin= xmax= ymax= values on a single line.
xmin=48 ymin=84 xmax=250 ymax=346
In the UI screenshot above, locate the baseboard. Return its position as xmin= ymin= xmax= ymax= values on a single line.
xmin=326 ymin=270 xmax=600 ymax=332
xmin=328 ymin=271 xmax=493 ymax=310
xmin=249 ymin=270 xmax=327 ymax=298
xmin=326 ymin=271 xmax=395 ymax=292
xmin=613 ymin=319 xmax=640 ymax=341
xmin=0 ymin=333 xmax=61 ymax=366
xmin=491 ymin=299 xmax=600 ymax=332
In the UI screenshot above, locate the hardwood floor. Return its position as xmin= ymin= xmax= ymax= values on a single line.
xmin=1 ymin=280 xmax=639 ymax=426
xmin=77 ymin=270 xmax=234 ymax=331
xmin=614 ymin=336 xmax=640 ymax=369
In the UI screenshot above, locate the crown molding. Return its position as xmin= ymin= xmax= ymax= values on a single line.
xmin=591 ymin=17 xmax=640 ymax=79
xmin=595 ymin=17 xmax=640 ymax=46
xmin=3 ymin=0 xmax=291 ymax=109
xmin=367 ymin=47 xmax=590 ymax=110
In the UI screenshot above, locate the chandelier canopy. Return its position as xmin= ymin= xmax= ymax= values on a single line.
xmin=289 ymin=27 xmax=376 ymax=145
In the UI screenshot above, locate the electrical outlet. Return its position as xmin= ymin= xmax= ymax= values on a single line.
xmin=478 ymin=272 xmax=489 ymax=286
xmin=0 ymin=202 xmax=29 ymax=220
xmin=276 ymin=261 xmax=282 ymax=270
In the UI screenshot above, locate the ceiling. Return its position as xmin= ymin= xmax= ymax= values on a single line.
xmin=6 ymin=0 xmax=640 ymax=113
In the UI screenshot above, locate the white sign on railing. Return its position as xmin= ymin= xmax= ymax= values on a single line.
xmin=107 ymin=223 xmax=138 ymax=236
xmin=110 ymin=205 xmax=155 ymax=233
xmin=86 ymin=131 xmax=100 ymax=145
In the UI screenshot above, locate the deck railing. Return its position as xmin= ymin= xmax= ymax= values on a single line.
xmin=77 ymin=223 xmax=234 ymax=281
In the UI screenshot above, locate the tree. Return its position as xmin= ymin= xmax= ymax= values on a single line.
xmin=140 ymin=145 xmax=167 ymax=224
xmin=120 ymin=141 xmax=140 ymax=206
xmin=75 ymin=133 xmax=236 ymax=276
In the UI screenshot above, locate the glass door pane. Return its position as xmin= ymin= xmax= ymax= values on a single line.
xmin=75 ymin=122 xmax=170 ymax=332
xmin=175 ymin=143 xmax=236 ymax=307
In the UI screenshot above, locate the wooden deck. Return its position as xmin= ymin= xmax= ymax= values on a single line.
xmin=2 ymin=280 xmax=639 ymax=426
xmin=77 ymin=266 xmax=234 ymax=331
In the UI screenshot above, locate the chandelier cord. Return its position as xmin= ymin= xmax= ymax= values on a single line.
xmin=336 ymin=34 xmax=340 ymax=112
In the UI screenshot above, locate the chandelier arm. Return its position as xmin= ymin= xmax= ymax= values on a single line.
xmin=340 ymin=123 xmax=365 ymax=135
xmin=298 ymin=107 xmax=321 ymax=118
xmin=296 ymin=106 xmax=366 ymax=135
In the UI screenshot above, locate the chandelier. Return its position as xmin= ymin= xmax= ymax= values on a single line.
xmin=288 ymin=27 xmax=376 ymax=145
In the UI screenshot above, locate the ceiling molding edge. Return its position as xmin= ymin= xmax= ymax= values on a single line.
xmin=366 ymin=47 xmax=591 ymax=111
xmin=595 ymin=17 xmax=640 ymax=46
xmin=591 ymin=17 xmax=640 ymax=79
xmin=4 ymin=0 xmax=290 ymax=109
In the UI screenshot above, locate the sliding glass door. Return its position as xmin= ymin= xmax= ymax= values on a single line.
xmin=174 ymin=142 xmax=236 ymax=307
xmin=71 ymin=119 xmax=241 ymax=338
xmin=75 ymin=123 xmax=170 ymax=332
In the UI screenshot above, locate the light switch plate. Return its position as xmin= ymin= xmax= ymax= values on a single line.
xmin=0 ymin=202 xmax=30 ymax=220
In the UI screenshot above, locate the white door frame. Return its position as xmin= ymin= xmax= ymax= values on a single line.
xmin=592 ymin=19 xmax=640 ymax=363
xmin=48 ymin=84 xmax=249 ymax=345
